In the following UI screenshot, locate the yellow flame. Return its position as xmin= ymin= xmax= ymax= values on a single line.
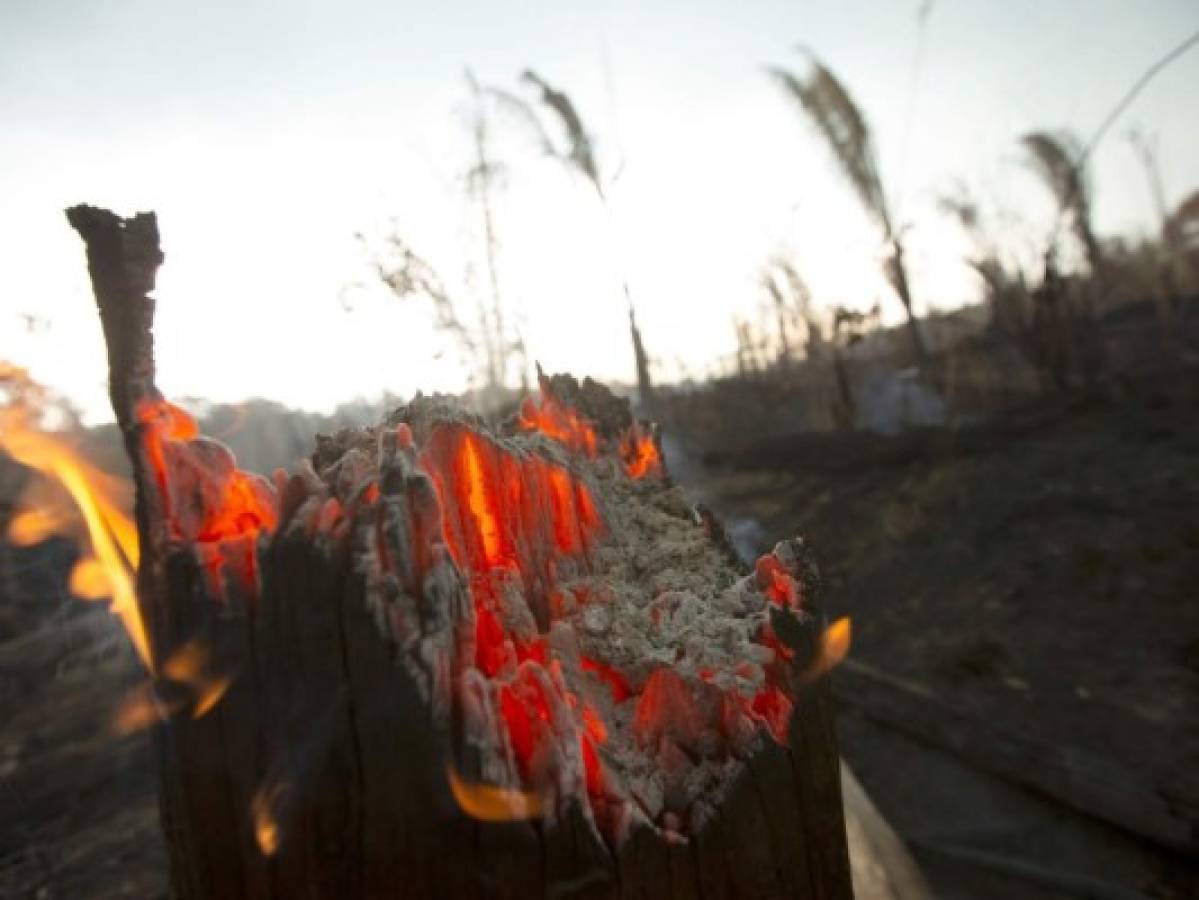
xmin=192 ymin=675 xmax=233 ymax=717
xmin=1 ymin=370 xmax=149 ymax=668
xmin=447 ymin=766 xmax=544 ymax=822
xmin=804 ymin=616 xmax=852 ymax=681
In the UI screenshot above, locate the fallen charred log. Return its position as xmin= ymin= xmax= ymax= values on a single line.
xmin=67 ymin=204 xmax=852 ymax=900
xmin=835 ymin=658 xmax=1199 ymax=855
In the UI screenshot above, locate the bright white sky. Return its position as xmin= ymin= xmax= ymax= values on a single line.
xmin=3 ymin=0 xmax=1197 ymax=423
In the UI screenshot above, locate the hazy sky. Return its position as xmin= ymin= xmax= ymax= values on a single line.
xmin=3 ymin=0 xmax=1197 ymax=422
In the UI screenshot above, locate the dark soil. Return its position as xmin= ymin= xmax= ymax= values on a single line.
xmin=671 ymin=369 xmax=1199 ymax=898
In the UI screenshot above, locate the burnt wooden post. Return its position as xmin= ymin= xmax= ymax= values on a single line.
xmin=68 ymin=204 xmax=853 ymax=899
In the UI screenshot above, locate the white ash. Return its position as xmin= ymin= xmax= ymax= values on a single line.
xmin=295 ymin=394 xmax=811 ymax=841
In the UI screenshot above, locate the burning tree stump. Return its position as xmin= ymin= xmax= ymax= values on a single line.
xmin=67 ymin=204 xmax=853 ymax=899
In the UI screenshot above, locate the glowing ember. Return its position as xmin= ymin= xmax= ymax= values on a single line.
xmin=580 ymin=656 xmax=632 ymax=703
xmin=136 ymin=397 xmax=277 ymax=545
xmin=619 ymin=422 xmax=662 ymax=480
xmin=755 ymin=553 xmax=799 ymax=607
xmin=460 ymin=431 xmax=508 ymax=568
xmin=750 ymin=685 xmax=794 ymax=743
xmin=382 ymin=414 xmax=635 ymax=820
xmin=518 ymin=393 xmax=599 ymax=457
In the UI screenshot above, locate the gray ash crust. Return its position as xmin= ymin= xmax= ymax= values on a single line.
xmin=284 ymin=382 xmax=819 ymax=842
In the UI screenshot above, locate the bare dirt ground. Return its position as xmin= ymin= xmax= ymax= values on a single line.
xmin=672 ymin=369 xmax=1199 ymax=898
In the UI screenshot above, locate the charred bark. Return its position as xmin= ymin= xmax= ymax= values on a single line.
xmin=67 ymin=204 xmax=853 ymax=900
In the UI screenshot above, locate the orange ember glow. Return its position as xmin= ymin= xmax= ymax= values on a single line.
xmin=750 ymin=685 xmax=794 ymax=743
xmin=619 ymin=423 xmax=662 ymax=480
xmin=136 ymin=397 xmax=277 ymax=545
xmin=580 ymin=657 xmax=632 ymax=703
xmin=426 ymin=424 xmax=603 ymax=592
xmin=581 ymin=704 xmax=608 ymax=744
xmin=518 ymin=394 xmax=599 ymax=457
xmin=1 ymin=366 xmax=149 ymax=667
xmin=419 ymin=421 xmax=618 ymax=818
xmin=581 ymin=734 xmax=604 ymax=797
xmin=199 ymin=471 xmax=278 ymax=542
xmin=755 ymin=554 xmax=798 ymax=607
xmin=447 ymin=766 xmax=545 ymax=822
xmin=462 ymin=433 xmax=506 ymax=567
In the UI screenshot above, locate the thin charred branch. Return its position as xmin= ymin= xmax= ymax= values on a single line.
xmin=64 ymin=205 xmax=162 ymax=429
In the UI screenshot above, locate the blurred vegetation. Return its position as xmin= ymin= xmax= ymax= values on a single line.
xmin=336 ymin=29 xmax=1199 ymax=455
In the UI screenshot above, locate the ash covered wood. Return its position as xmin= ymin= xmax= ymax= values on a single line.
xmin=69 ymin=205 xmax=852 ymax=899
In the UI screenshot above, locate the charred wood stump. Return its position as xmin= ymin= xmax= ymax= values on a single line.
xmin=67 ymin=204 xmax=853 ymax=899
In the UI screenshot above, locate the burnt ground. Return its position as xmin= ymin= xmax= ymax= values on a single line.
xmin=0 ymin=547 xmax=165 ymax=898
xmin=665 ymin=369 xmax=1199 ymax=898
xmin=1 ymin=358 xmax=1197 ymax=897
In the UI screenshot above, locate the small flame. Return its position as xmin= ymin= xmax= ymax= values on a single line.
xmin=8 ymin=506 xmax=69 ymax=545
xmin=518 ymin=394 xmax=598 ymax=457
xmin=251 ymin=780 xmax=290 ymax=856
xmin=111 ymin=683 xmax=167 ymax=735
xmin=111 ymin=639 xmax=233 ymax=734
xmin=1 ymin=364 xmax=149 ymax=667
xmin=804 ymin=616 xmax=852 ymax=681
xmin=619 ymin=423 xmax=662 ymax=480
xmin=447 ymin=765 xmax=544 ymax=822
xmin=161 ymin=639 xmax=233 ymax=716
xmin=69 ymin=556 xmax=113 ymax=600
